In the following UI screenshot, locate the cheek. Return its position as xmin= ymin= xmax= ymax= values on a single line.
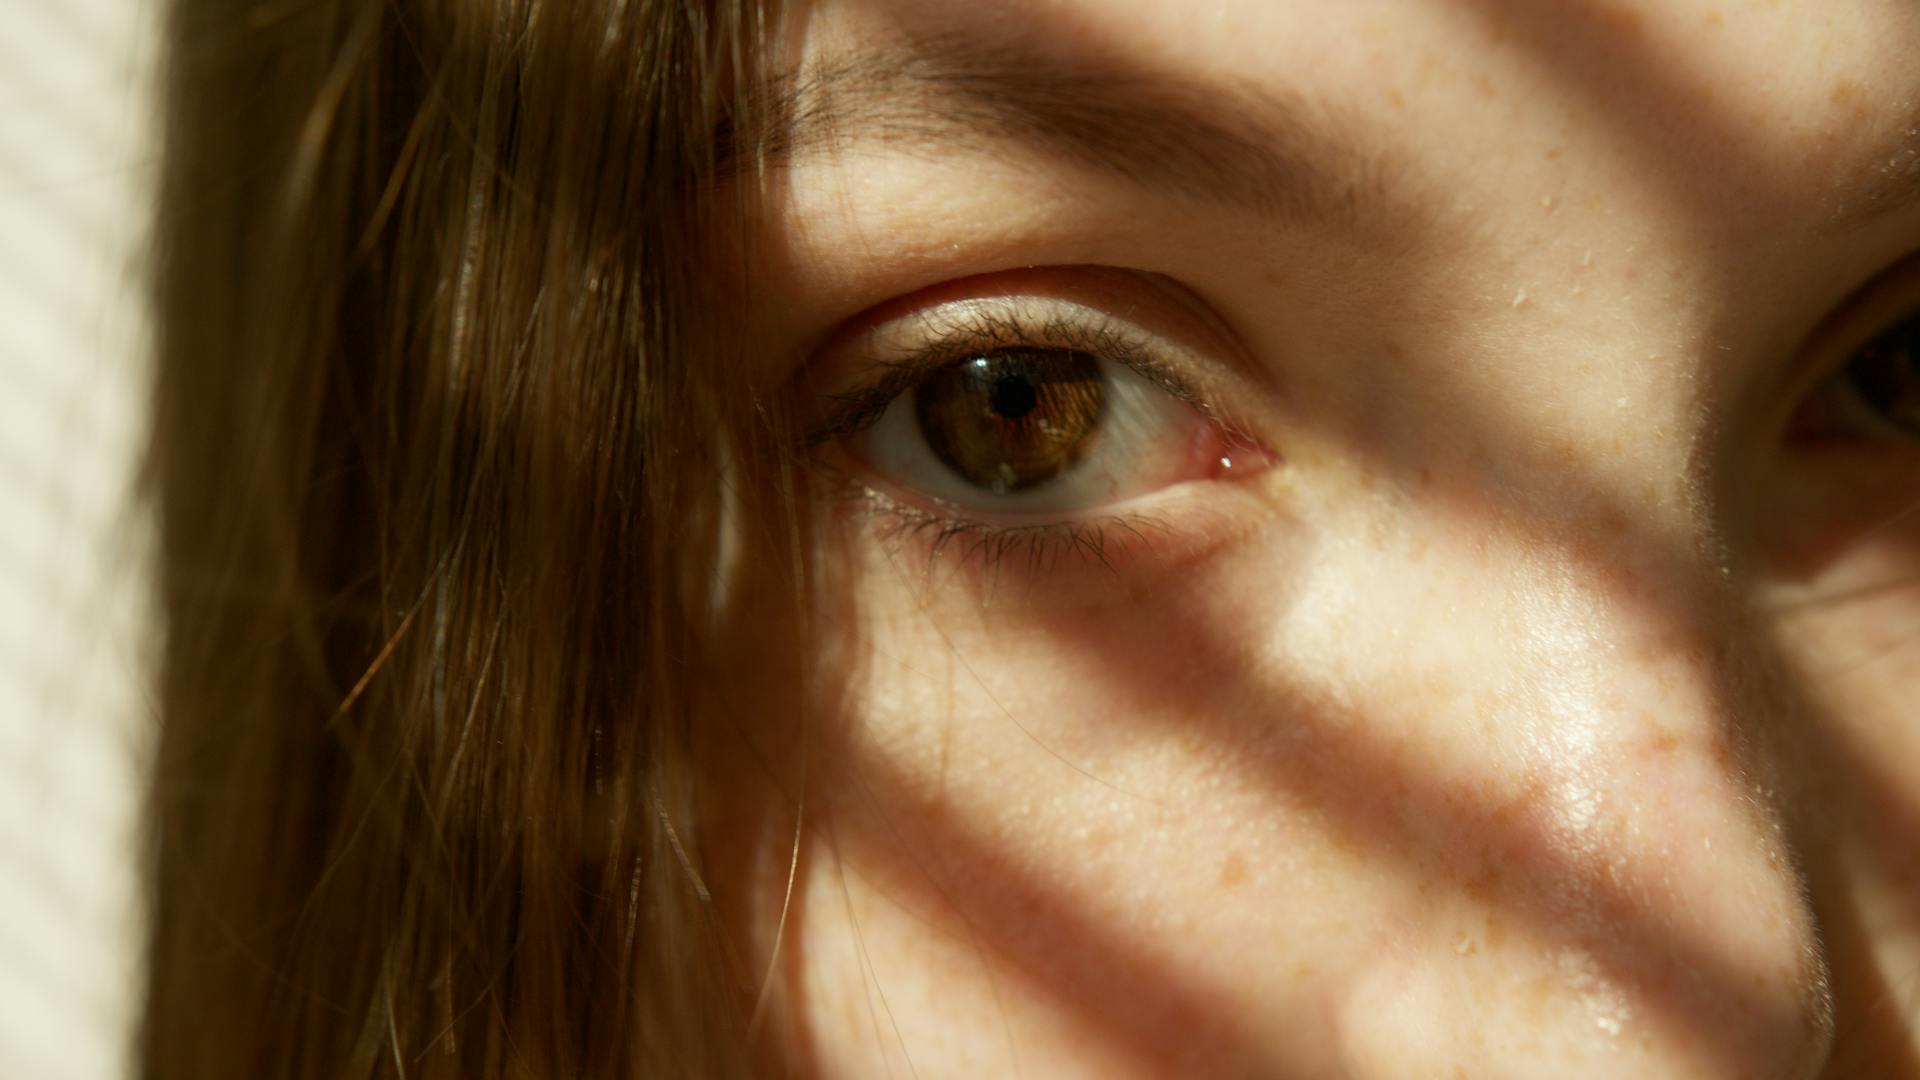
xmin=774 ymin=505 xmax=1829 ymax=1079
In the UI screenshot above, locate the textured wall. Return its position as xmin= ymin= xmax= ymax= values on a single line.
xmin=0 ymin=1 xmax=154 ymax=1077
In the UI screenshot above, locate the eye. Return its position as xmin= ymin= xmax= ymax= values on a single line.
xmin=858 ymin=343 xmax=1222 ymax=513
xmin=848 ymin=341 xmax=1246 ymax=518
xmin=1841 ymin=308 xmax=1920 ymax=437
xmin=1794 ymin=305 xmax=1920 ymax=443
xmin=802 ymin=273 xmax=1275 ymax=562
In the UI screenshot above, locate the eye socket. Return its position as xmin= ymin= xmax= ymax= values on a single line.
xmin=804 ymin=274 xmax=1273 ymax=534
xmin=853 ymin=344 xmax=1236 ymax=516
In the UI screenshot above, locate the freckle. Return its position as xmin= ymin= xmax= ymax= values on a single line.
xmin=1546 ymin=146 xmax=1565 ymax=161
xmin=1705 ymin=9 xmax=1725 ymax=29
xmin=1831 ymin=78 xmax=1861 ymax=107
xmin=1218 ymin=853 xmax=1250 ymax=889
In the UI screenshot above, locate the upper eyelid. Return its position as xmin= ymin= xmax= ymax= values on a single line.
xmin=801 ymin=297 xmax=1209 ymax=444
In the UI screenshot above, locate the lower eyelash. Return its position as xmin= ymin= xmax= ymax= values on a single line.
xmin=857 ymin=488 xmax=1176 ymax=577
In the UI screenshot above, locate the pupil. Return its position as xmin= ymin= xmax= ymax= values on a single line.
xmin=990 ymin=375 xmax=1038 ymax=419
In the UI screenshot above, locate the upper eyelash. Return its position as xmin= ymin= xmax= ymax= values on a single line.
xmin=801 ymin=303 xmax=1206 ymax=445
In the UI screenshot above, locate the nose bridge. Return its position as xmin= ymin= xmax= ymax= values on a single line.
xmin=1497 ymin=540 xmax=1751 ymax=836
xmin=1313 ymin=507 xmax=1830 ymax=1076
xmin=1475 ymin=431 xmax=1793 ymax=784
xmin=1291 ymin=434 xmax=1787 ymax=879
xmin=1405 ymin=281 xmax=1739 ymax=571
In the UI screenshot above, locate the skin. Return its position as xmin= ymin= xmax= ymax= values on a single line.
xmin=709 ymin=0 xmax=1920 ymax=1075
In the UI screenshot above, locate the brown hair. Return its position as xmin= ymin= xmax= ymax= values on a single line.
xmin=142 ymin=1 xmax=781 ymax=1074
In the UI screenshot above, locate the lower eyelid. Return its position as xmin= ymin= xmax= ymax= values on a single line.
xmin=872 ymin=500 xmax=1179 ymax=575
xmin=828 ymin=456 xmax=1277 ymax=587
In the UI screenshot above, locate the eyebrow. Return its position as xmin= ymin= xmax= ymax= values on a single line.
xmin=740 ymin=34 xmax=1920 ymax=244
xmin=744 ymin=33 xmax=1393 ymax=231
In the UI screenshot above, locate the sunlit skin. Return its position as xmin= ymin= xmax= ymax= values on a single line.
xmin=706 ymin=0 xmax=1920 ymax=1075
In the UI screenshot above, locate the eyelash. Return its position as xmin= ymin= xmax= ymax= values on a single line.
xmin=856 ymin=486 xmax=1178 ymax=576
xmin=806 ymin=304 xmax=1221 ymax=573
xmin=806 ymin=305 xmax=1206 ymax=443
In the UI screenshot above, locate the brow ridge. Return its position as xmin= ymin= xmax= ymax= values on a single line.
xmin=748 ymin=31 xmax=1390 ymax=230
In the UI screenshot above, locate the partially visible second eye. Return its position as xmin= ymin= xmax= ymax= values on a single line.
xmin=1842 ymin=309 xmax=1920 ymax=437
xmin=854 ymin=345 xmax=1240 ymax=517
xmin=1795 ymin=306 xmax=1920 ymax=443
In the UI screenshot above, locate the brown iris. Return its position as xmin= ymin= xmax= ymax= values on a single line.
xmin=1851 ymin=312 xmax=1920 ymax=435
xmin=913 ymin=348 xmax=1107 ymax=494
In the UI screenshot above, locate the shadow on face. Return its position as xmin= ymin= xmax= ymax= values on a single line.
xmin=708 ymin=1 xmax=1920 ymax=1075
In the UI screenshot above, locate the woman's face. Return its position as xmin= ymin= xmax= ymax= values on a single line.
xmin=716 ymin=0 xmax=1920 ymax=1075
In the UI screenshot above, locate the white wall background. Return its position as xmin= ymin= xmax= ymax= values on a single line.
xmin=0 ymin=0 xmax=156 ymax=1077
